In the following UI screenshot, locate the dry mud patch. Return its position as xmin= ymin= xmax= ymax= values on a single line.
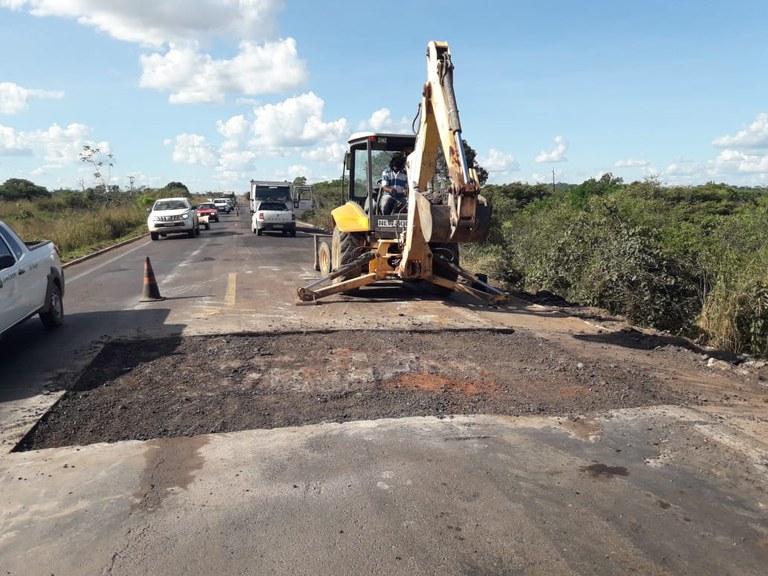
xmin=16 ymin=328 xmax=696 ymax=451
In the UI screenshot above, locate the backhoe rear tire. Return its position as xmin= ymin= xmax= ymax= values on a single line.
xmin=318 ymin=241 xmax=332 ymax=275
xmin=332 ymin=226 xmax=364 ymax=288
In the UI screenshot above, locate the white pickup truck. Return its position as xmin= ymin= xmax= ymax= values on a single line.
xmin=251 ymin=201 xmax=296 ymax=236
xmin=0 ymin=220 xmax=65 ymax=336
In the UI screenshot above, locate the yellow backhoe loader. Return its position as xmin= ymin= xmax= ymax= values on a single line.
xmin=297 ymin=41 xmax=507 ymax=305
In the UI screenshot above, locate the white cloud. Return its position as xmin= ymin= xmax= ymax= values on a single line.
xmin=218 ymin=149 xmax=257 ymax=173
xmin=251 ymin=92 xmax=348 ymax=147
xmin=662 ymin=159 xmax=700 ymax=178
xmin=0 ymin=0 xmax=283 ymax=47
xmin=0 ymin=122 xmax=92 ymax=164
xmin=5 ymin=1 xmax=302 ymax=103
xmin=0 ymin=124 xmax=33 ymax=155
xmin=614 ymin=158 xmax=650 ymax=168
xmin=0 ymin=82 xmax=64 ymax=114
xmin=710 ymin=149 xmax=768 ymax=174
xmin=41 ymin=123 xmax=94 ymax=164
xmin=209 ymin=100 xmax=348 ymax=170
xmin=712 ymin=113 xmax=768 ymax=149
xmin=301 ymin=142 xmax=347 ymax=165
xmin=286 ymin=164 xmax=310 ymax=180
xmin=357 ymin=108 xmax=410 ymax=133
xmin=167 ymin=133 xmax=217 ymax=166
xmin=166 ymin=95 xmax=350 ymax=184
xmin=478 ymin=148 xmax=519 ymax=172
xmin=217 ymin=115 xmax=251 ymax=142
xmin=140 ymin=39 xmax=307 ymax=104
xmin=535 ymin=135 xmax=568 ymax=163
xmin=217 ymin=115 xmax=253 ymax=172
xmin=208 ymin=102 xmax=349 ymax=183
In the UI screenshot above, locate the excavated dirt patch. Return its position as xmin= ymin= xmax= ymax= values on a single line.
xmin=16 ymin=328 xmax=690 ymax=451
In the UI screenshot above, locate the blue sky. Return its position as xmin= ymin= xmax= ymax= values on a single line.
xmin=1 ymin=0 xmax=768 ymax=194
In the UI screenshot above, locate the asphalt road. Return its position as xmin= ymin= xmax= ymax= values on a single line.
xmin=0 ymin=212 xmax=256 ymax=437
xmin=0 ymin=210 xmax=766 ymax=575
xmin=0 ymin=210 xmax=328 ymax=440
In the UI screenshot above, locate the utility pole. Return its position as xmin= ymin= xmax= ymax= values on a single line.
xmin=552 ymin=168 xmax=556 ymax=194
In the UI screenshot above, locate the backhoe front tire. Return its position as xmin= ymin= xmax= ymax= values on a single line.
xmin=332 ymin=226 xmax=364 ymax=287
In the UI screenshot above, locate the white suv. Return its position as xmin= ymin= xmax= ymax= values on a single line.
xmin=213 ymin=198 xmax=232 ymax=213
xmin=147 ymin=197 xmax=200 ymax=240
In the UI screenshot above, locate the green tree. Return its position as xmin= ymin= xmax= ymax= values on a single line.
xmin=0 ymin=178 xmax=50 ymax=201
xmin=568 ymin=173 xmax=623 ymax=207
xmin=293 ymin=176 xmax=308 ymax=186
xmin=163 ymin=181 xmax=190 ymax=196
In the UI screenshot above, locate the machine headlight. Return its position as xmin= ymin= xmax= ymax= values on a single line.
xmin=181 ymin=212 xmax=190 ymax=219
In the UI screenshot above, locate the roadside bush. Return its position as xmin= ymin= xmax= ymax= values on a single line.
xmin=461 ymin=241 xmax=523 ymax=288
xmin=700 ymin=267 xmax=768 ymax=355
xmin=498 ymin=196 xmax=703 ymax=333
xmin=698 ymin=199 xmax=768 ymax=355
xmin=302 ymin=180 xmax=344 ymax=231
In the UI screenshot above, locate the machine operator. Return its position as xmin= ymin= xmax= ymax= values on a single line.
xmin=379 ymin=153 xmax=409 ymax=214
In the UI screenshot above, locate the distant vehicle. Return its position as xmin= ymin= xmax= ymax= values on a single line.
xmin=212 ymin=198 xmax=232 ymax=214
xmin=249 ymin=180 xmax=313 ymax=218
xmin=219 ymin=192 xmax=237 ymax=206
xmin=0 ymin=220 xmax=64 ymax=336
xmin=147 ymin=197 xmax=200 ymax=240
xmin=252 ymin=201 xmax=296 ymax=236
xmin=196 ymin=202 xmax=219 ymax=225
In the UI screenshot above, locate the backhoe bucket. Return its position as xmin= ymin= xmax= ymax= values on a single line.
xmin=417 ymin=195 xmax=492 ymax=243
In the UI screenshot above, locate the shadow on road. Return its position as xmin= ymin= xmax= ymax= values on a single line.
xmin=0 ymin=308 xmax=186 ymax=404
xmin=573 ymin=328 xmax=739 ymax=362
xmin=202 ymin=230 xmax=242 ymax=237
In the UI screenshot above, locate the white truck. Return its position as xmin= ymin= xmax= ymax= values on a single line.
xmin=0 ymin=220 xmax=65 ymax=336
xmin=251 ymin=200 xmax=296 ymax=236
xmin=249 ymin=180 xmax=313 ymax=218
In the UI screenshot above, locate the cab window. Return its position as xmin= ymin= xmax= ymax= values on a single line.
xmin=0 ymin=228 xmax=23 ymax=259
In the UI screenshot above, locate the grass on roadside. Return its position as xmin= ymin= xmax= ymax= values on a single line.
xmin=0 ymin=200 xmax=147 ymax=262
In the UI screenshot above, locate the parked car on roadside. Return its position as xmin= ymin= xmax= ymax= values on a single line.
xmin=147 ymin=197 xmax=200 ymax=240
xmin=0 ymin=220 xmax=64 ymax=336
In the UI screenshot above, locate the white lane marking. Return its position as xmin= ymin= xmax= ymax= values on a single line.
xmin=225 ymin=273 xmax=237 ymax=306
xmin=161 ymin=243 xmax=207 ymax=285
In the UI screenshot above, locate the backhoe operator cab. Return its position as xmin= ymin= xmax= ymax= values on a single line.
xmin=345 ymin=132 xmax=416 ymax=238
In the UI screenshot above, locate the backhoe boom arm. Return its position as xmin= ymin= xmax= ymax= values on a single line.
xmin=406 ymin=41 xmax=487 ymax=244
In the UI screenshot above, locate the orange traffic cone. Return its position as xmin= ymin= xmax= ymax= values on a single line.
xmin=140 ymin=256 xmax=165 ymax=302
